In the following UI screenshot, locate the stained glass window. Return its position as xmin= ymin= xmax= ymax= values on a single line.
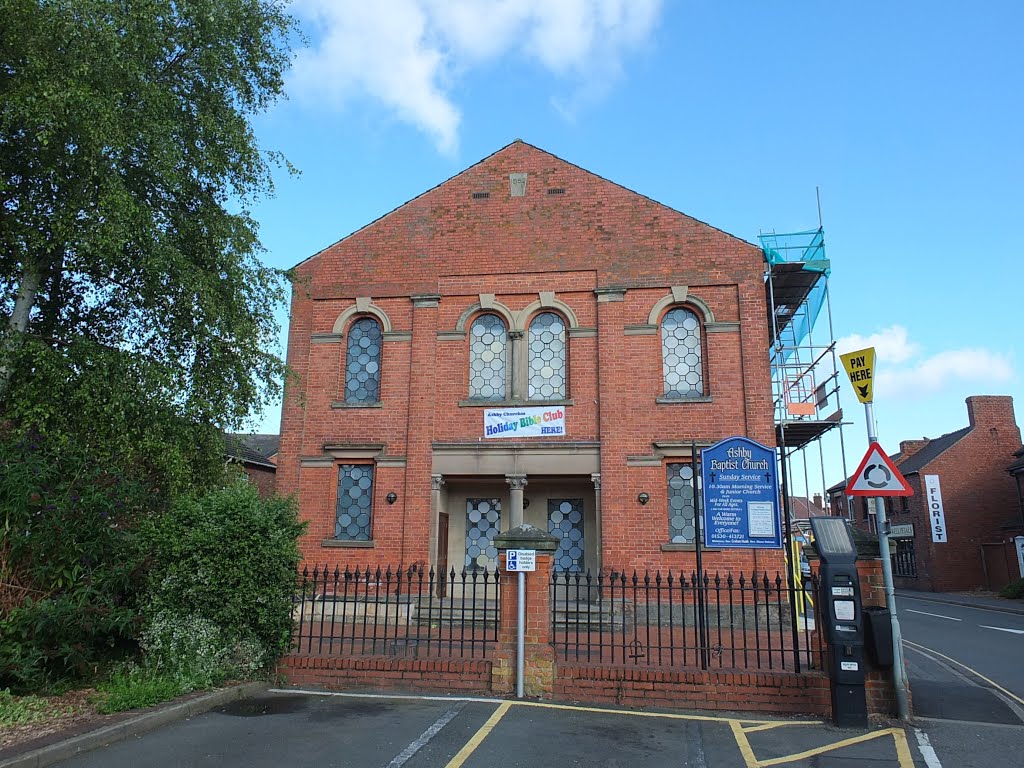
xmin=465 ymin=498 xmax=501 ymax=570
xmin=336 ymin=464 xmax=374 ymax=540
xmin=548 ymin=498 xmax=584 ymax=572
xmin=345 ymin=317 xmax=382 ymax=403
xmin=667 ymin=463 xmax=698 ymax=544
xmin=528 ymin=312 xmax=566 ymax=400
xmin=662 ymin=308 xmax=703 ymax=398
xmin=468 ymin=314 xmax=507 ymax=400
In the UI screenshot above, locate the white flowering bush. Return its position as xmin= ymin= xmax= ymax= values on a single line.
xmin=139 ymin=479 xmax=304 ymax=685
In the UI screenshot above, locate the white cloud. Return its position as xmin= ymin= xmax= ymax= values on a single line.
xmin=290 ymin=0 xmax=663 ymax=153
xmin=836 ymin=325 xmax=918 ymax=364
xmin=836 ymin=326 xmax=1014 ymax=399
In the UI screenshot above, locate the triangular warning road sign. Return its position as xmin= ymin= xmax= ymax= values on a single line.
xmin=847 ymin=442 xmax=913 ymax=497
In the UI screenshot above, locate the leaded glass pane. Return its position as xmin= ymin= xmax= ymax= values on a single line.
xmin=528 ymin=312 xmax=566 ymax=400
xmin=468 ymin=315 xmax=507 ymax=400
xmin=465 ymin=498 xmax=501 ymax=570
xmin=662 ymin=308 xmax=703 ymax=398
xmin=336 ymin=464 xmax=374 ymax=540
xmin=345 ymin=318 xmax=382 ymax=403
xmin=548 ymin=498 xmax=584 ymax=573
xmin=667 ymin=463 xmax=699 ymax=543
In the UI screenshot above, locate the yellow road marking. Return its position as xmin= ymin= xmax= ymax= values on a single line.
xmin=740 ymin=721 xmax=818 ymax=733
xmin=892 ymin=728 xmax=916 ymax=767
xmin=905 ymin=638 xmax=1024 ymax=707
xmin=755 ymin=728 xmax=912 ymax=767
xmin=443 ymin=701 xmax=511 ymax=768
xmin=730 ymin=720 xmax=759 ymax=768
xmin=507 ymin=698 xmax=819 ymax=726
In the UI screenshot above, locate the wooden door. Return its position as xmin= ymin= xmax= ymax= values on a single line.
xmin=437 ymin=513 xmax=449 ymax=598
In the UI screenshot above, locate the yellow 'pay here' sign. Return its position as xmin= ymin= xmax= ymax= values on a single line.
xmin=840 ymin=347 xmax=875 ymax=403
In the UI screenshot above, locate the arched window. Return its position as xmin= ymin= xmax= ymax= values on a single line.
xmin=468 ymin=314 xmax=507 ymax=400
xmin=528 ymin=312 xmax=566 ymax=400
xmin=661 ymin=307 xmax=703 ymax=398
xmin=345 ymin=317 xmax=382 ymax=403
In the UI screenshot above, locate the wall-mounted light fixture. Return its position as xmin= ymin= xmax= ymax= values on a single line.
xmin=386 ymin=492 xmax=398 ymax=504
xmin=638 ymin=492 xmax=650 ymax=505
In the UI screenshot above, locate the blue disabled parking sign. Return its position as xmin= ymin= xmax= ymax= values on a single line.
xmin=701 ymin=436 xmax=782 ymax=549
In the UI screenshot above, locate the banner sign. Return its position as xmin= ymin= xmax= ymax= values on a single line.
xmin=484 ymin=407 xmax=565 ymax=439
xmin=924 ymin=475 xmax=947 ymax=543
xmin=701 ymin=436 xmax=783 ymax=549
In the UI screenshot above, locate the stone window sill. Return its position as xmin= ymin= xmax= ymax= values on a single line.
xmin=321 ymin=539 xmax=375 ymax=548
xmin=331 ymin=401 xmax=383 ymax=409
xmin=661 ymin=543 xmax=722 ymax=552
xmin=459 ymin=399 xmax=574 ymax=408
xmin=656 ymin=395 xmax=713 ymax=405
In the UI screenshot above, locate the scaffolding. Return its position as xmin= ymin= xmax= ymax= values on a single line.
xmin=762 ymin=228 xmax=849 ymax=517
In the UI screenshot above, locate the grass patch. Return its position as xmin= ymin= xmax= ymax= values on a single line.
xmin=93 ymin=669 xmax=187 ymax=715
xmin=0 ymin=689 xmax=54 ymax=726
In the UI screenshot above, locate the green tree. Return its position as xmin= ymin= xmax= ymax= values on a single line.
xmin=0 ymin=0 xmax=296 ymax=481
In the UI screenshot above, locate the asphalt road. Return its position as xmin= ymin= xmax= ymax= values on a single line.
xmin=50 ymin=690 xmax=922 ymax=768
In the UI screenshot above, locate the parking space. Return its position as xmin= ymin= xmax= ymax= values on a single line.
xmin=52 ymin=689 xmax=921 ymax=768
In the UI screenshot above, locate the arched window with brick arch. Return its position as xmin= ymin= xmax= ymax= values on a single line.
xmin=468 ymin=313 xmax=508 ymax=401
xmin=345 ymin=316 xmax=382 ymax=403
xmin=528 ymin=311 xmax=567 ymax=400
xmin=661 ymin=307 xmax=704 ymax=399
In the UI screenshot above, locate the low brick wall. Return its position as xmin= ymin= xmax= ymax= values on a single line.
xmin=278 ymin=655 xmax=493 ymax=695
xmin=555 ymin=664 xmax=832 ymax=715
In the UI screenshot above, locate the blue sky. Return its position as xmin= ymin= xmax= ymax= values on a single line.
xmin=248 ymin=1 xmax=1023 ymax=498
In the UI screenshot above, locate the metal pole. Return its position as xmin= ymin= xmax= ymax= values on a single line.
xmin=779 ymin=448 xmax=802 ymax=673
xmin=517 ymin=570 xmax=525 ymax=698
xmin=693 ymin=441 xmax=707 ymax=669
xmin=864 ymin=401 xmax=910 ymax=720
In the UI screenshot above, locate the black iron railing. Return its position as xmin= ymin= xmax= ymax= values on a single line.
xmin=892 ymin=543 xmax=917 ymax=578
xmin=294 ymin=564 xmax=500 ymax=659
xmin=551 ymin=569 xmax=822 ymax=672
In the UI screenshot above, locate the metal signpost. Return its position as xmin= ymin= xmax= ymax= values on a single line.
xmin=505 ymin=549 xmax=535 ymax=698
xmin=840 ymin=346 xmax=912 ymax=720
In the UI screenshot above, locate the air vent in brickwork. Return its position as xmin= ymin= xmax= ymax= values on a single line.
xmin=547 ymin=187 xmax=565 ymax=195
xmin=472 ymin=191 xmax=490 ymax=199
xmin=509 ymin=173 xmax=527 ymax=197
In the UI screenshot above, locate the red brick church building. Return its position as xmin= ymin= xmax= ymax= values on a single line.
xmin=277 ymin=141 xmax=782 ymax=576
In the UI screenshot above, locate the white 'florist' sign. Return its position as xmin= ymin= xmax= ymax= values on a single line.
xmin=483 ymin=407 xmax=565 ymax=438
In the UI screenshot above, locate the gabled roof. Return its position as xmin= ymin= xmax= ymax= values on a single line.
xmin=825 ymin=427 xmax=972 ymax=494
xmin=293 ymin=139 xmax=761 ymax=275
xmin=225 ymin=434 xmax=278 ymax=469
xmin=896 ymin=426 xmax=971 ymax=475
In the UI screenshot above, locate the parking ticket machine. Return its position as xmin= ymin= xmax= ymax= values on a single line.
xmin=809 ymin=516 xmax=868 ymax=728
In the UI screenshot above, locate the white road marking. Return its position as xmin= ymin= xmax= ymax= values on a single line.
xmin=914 ymin=728 xmax=943 ymax=768
xmin=979 ymin=625 xmax=1024 ymax=635
xmin=906 ymin=609 xmax=961 ymax=621
xmin=387 ymin=703 xmax=465 ymax=768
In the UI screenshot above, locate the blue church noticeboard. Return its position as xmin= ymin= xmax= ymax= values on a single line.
xmin=701 ymin=436 xmax=782 ymax=549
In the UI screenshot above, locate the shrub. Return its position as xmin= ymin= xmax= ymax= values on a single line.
xmin=0 ymin=433 xmax=150 ymax=691
xmin=140 ymin=480 xmax=303 ymax=682
xmin=1000 ymin=578 xmax=1024 ymax=600
xmin=0 ymin=688 xmax=52 ymax=726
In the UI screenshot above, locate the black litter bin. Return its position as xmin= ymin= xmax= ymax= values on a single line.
xmin=863 ymin=607 xmax=894 ymax=668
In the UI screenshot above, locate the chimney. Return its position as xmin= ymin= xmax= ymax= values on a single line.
xmin=966 ymin=395 xmax=1016 ymax=429
xmin=812 ymin=494 xmax=823 ymax=511
xmin=899 ymin=439 xmax=930 ymax=460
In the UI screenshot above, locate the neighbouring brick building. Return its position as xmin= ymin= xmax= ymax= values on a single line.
xmin=225 ymin=433 xmax=279 ymax=498
xmin=277 ymin=140 xmax=785 ymax=578
xmin=827 ymin=396 xmax=1023 ymax=592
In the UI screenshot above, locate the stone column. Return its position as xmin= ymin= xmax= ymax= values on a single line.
xmin=506 ymin=473 xmax=528 ymax=528
xmin=508 ymin=329 xmax=525 ymax=400
xmin=429 ymin=474 xmax=445 ymax=564
xmin=492 ymin=525 xmax=560 ymax=697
